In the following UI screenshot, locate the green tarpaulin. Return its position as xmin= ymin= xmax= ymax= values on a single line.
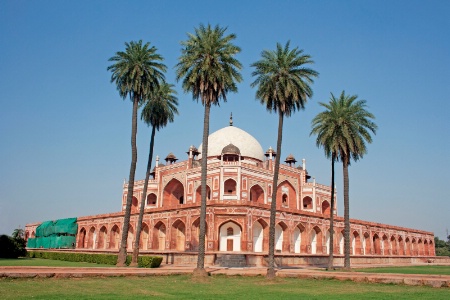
xmin=28 ymin=218 xmax=78 ymax=249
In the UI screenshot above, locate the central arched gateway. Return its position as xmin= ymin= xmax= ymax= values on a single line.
xmin=219 ymin=221 xmax=241 ymax=252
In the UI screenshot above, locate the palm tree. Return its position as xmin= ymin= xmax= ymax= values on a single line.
xmin=107 ymin=40 xmax=166 ymax=266
xmin=176 ymin=24 xmax=242 ymax=276
xmin=130 ymin=83 xmax=178 ymax=266
xmin=312 ymin=91 xmax=377 ymax=269
xmin=310 ymin=95 xmax=342 ymax=270
xmin=251 ymin=41 xmax=318 ymax=278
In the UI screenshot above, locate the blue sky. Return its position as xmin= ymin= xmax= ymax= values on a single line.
xmin=1 ymin=1 xmax=449 ymax=240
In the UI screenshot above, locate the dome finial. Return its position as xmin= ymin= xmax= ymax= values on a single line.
xmin=229 ymin=112 xmax=233 ymax=126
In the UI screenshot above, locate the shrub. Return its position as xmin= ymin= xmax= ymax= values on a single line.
xmin=26 ymin=251 xmax=162 ymax=267
xmin=0 ymin=235 xmax=27 ymax=258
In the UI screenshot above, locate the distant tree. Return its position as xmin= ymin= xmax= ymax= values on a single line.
xmin=435 ymin=236 xmax=450 ymax=256
xmin=131 ymin=83 xmax=178 ymax=266
xmin=251 ymin=41 xmax=318 ymax=278
xmin=314 ymin=91 xmax=377 ymax=269
xmin=12 ymin=228 xmax=24 ymax=240
xmin=0 ymin=229 xmax=26 ymax=258
xmin=108 ymin=40 xmax=166 ymax=266
xmin=176 ymin=24 xmax=242 ymax=277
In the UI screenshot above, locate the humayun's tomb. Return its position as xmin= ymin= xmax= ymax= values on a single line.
xmin=25 ymin=119 xmax=436 ymax=266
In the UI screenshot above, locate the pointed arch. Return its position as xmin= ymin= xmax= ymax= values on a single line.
xmin=322 ymin=200 xmax=331 ymax=215
xmin=363 ymin=232 xmax=370 ymax=255
xmin=153 ymin=221 xmax=166 ymax=250
xmin=195 ymin=184 xmax=211 ymax=203
xmin=303 ymin=196 xmax=313 ymax=210
xmin=171 ymin=219 xmax=186 ymax=251
xmin=293 ymin=223 xmax=306 ymax=254
xmin=373 ymin=233 xmax=381 ymax=255
xmin=87 ymin=226 xmax=96 ymax=249
xmin=277 ymin=180 xmax=296 ymax=209
xmin=390 ymin=235 xmax=397 ymax=255
xmin=398 ymin=236 xmax=404 ymax=255
xmin=253 ymin=219 xmax=268 ymax=252
xmin=131 ymin=196 xmax=139 ymax=213
xmin=352 ymin=231 xmax=361 ymax=255
xmin=249 ymin=184 xmax=265 ymax=204
xmin=127 ymin=224 xmax=134 ymax=249
xmin=224 ymin=178 xmax=237 ymax=196
xmin=109 ymin=224 xmax=120 ymax=249
xmin=191 ymin=217 xmax=208 ymax=251
xmin=219 ymin=220 xmax=242 ymax=252
xmin=310 ymin=226 xmax=323 ymax=254
xmin=275 ymin=221 xmax=288 ymax=252
xmin=139 ymin=222 xmax=149 ymax=250
xmin=146 ymin=193 xmax=157 ymax=206
xmin=163 ymin=178 xmax=185 ymax=207
xmin=78 ymin=227 xmax=86 ymax=248
xmin=405 ymin=237 xmax=411 ymax=256
xmin=97 ymin=226 xmax=107 ymax=250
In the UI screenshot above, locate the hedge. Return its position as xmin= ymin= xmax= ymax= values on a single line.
xmin=27 ymin=251 xmax=163 ymax=268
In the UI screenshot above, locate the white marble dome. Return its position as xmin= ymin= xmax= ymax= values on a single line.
xmin=198 ymin=126 xmax=264 ymax=161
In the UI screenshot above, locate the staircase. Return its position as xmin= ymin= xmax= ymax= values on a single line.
xmin=215 ymin=254 xmax=247 ymax=268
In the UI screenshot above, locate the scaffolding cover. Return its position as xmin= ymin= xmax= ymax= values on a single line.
xmin=29 ymin=218 xmax=78 ymax=249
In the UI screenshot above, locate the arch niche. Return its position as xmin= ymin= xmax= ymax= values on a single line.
xmin=398 ymin=236 xmax=404 ymax=255
xmin=97 ymin=226 xmax=107 ymax=250
xmin=352 ymin=231 xmax=362 ymax=255
xmin=253 ymin=219 xmax=268 ymax=252
xmin=139 ymin=223 xmax=149 ymax=250
xmin=293 ymin=224 xmax=306 ymax=254
xmin=219 ymin=221 xmax=241 ymax=252
xmin=303 ymin=196 xmax=313 ymax=210
xmin=191 ymin=218 xmax=207 ymax=251
xmin=153 ymin=222 xmax=166 ymax=250
xmin=127 ymin=225 xmax=134 ymax=250
xmin=249 ymin=184 xmax=264 ymax=204
xmin=322 ymin=200 xmax=331 ymax=216
xmin=277 ymin=181 xmax=296 ymax=209
xmin=109 ymin=225 xmax=120 ymax=250
xmin=224 ymin=179 xmax=237 ymax=196
xmin=131 ymin=196 xmax=139 ymax=213
xmin=275 ymin=222 xmax=287 ymax=252
xmin=78 ymin=227 xmax=86 ymax=248
xmin=195 ymin=185 xmax=211 ymax=203
xmin=373 ymin=234 xmax=381 ymax=255
xmin=363 ymin=232 xmax=370 ymax=255
xmin=171 ymin=220 xmax=186 ymax=251
xmin=146 ymin=194 xmax=157 ymax=206
xmin=163 ymin=179 xmax=185 ymax=207
xmin=87 ymin=226 xmax=96 ymax=249
xmin=310 ymin=226 xmax=323 ymax=254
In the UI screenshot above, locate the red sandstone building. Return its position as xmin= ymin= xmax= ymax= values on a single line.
xmin=26 ymin=121 xmax=435 ymax=265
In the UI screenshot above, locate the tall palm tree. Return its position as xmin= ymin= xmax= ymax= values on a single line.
xmin=310 ymin=94 xmax=342 ymax=270
xmin=251 ymin=41 xmax=318 ymax=278
xmin=176 ymin=24 xmax=242 ymax=276
xmin=313 ymin=91 xmax=377 ymax=269
xmin=108 ymin=40 xmax=166 ymax=266
xmin=130 ymin=83 xmax=178 ymax=266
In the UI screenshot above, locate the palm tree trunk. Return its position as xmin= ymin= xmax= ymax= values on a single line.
xmin=194 ymin=103 xmax=211 ymax=277
xmin=327 ymin=154 xmax=335 ymax=270
xmin=117 ymin=94 xmax=139 ymax=266
xmin=343 ymin=155 xmax=351 ymax=269
xmin=267 ymin=110 xmax=284 ymax=279
xmin=131 ymin=125 xmax=156 ymax=266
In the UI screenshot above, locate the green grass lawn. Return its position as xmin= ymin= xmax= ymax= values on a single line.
xmin=352 ymin=265 xmax=450 ymax=275
xmin=0 ymin=258 xmax=114 ymax=268
xmin=1 ymin=275 xmax=449 ymax=300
